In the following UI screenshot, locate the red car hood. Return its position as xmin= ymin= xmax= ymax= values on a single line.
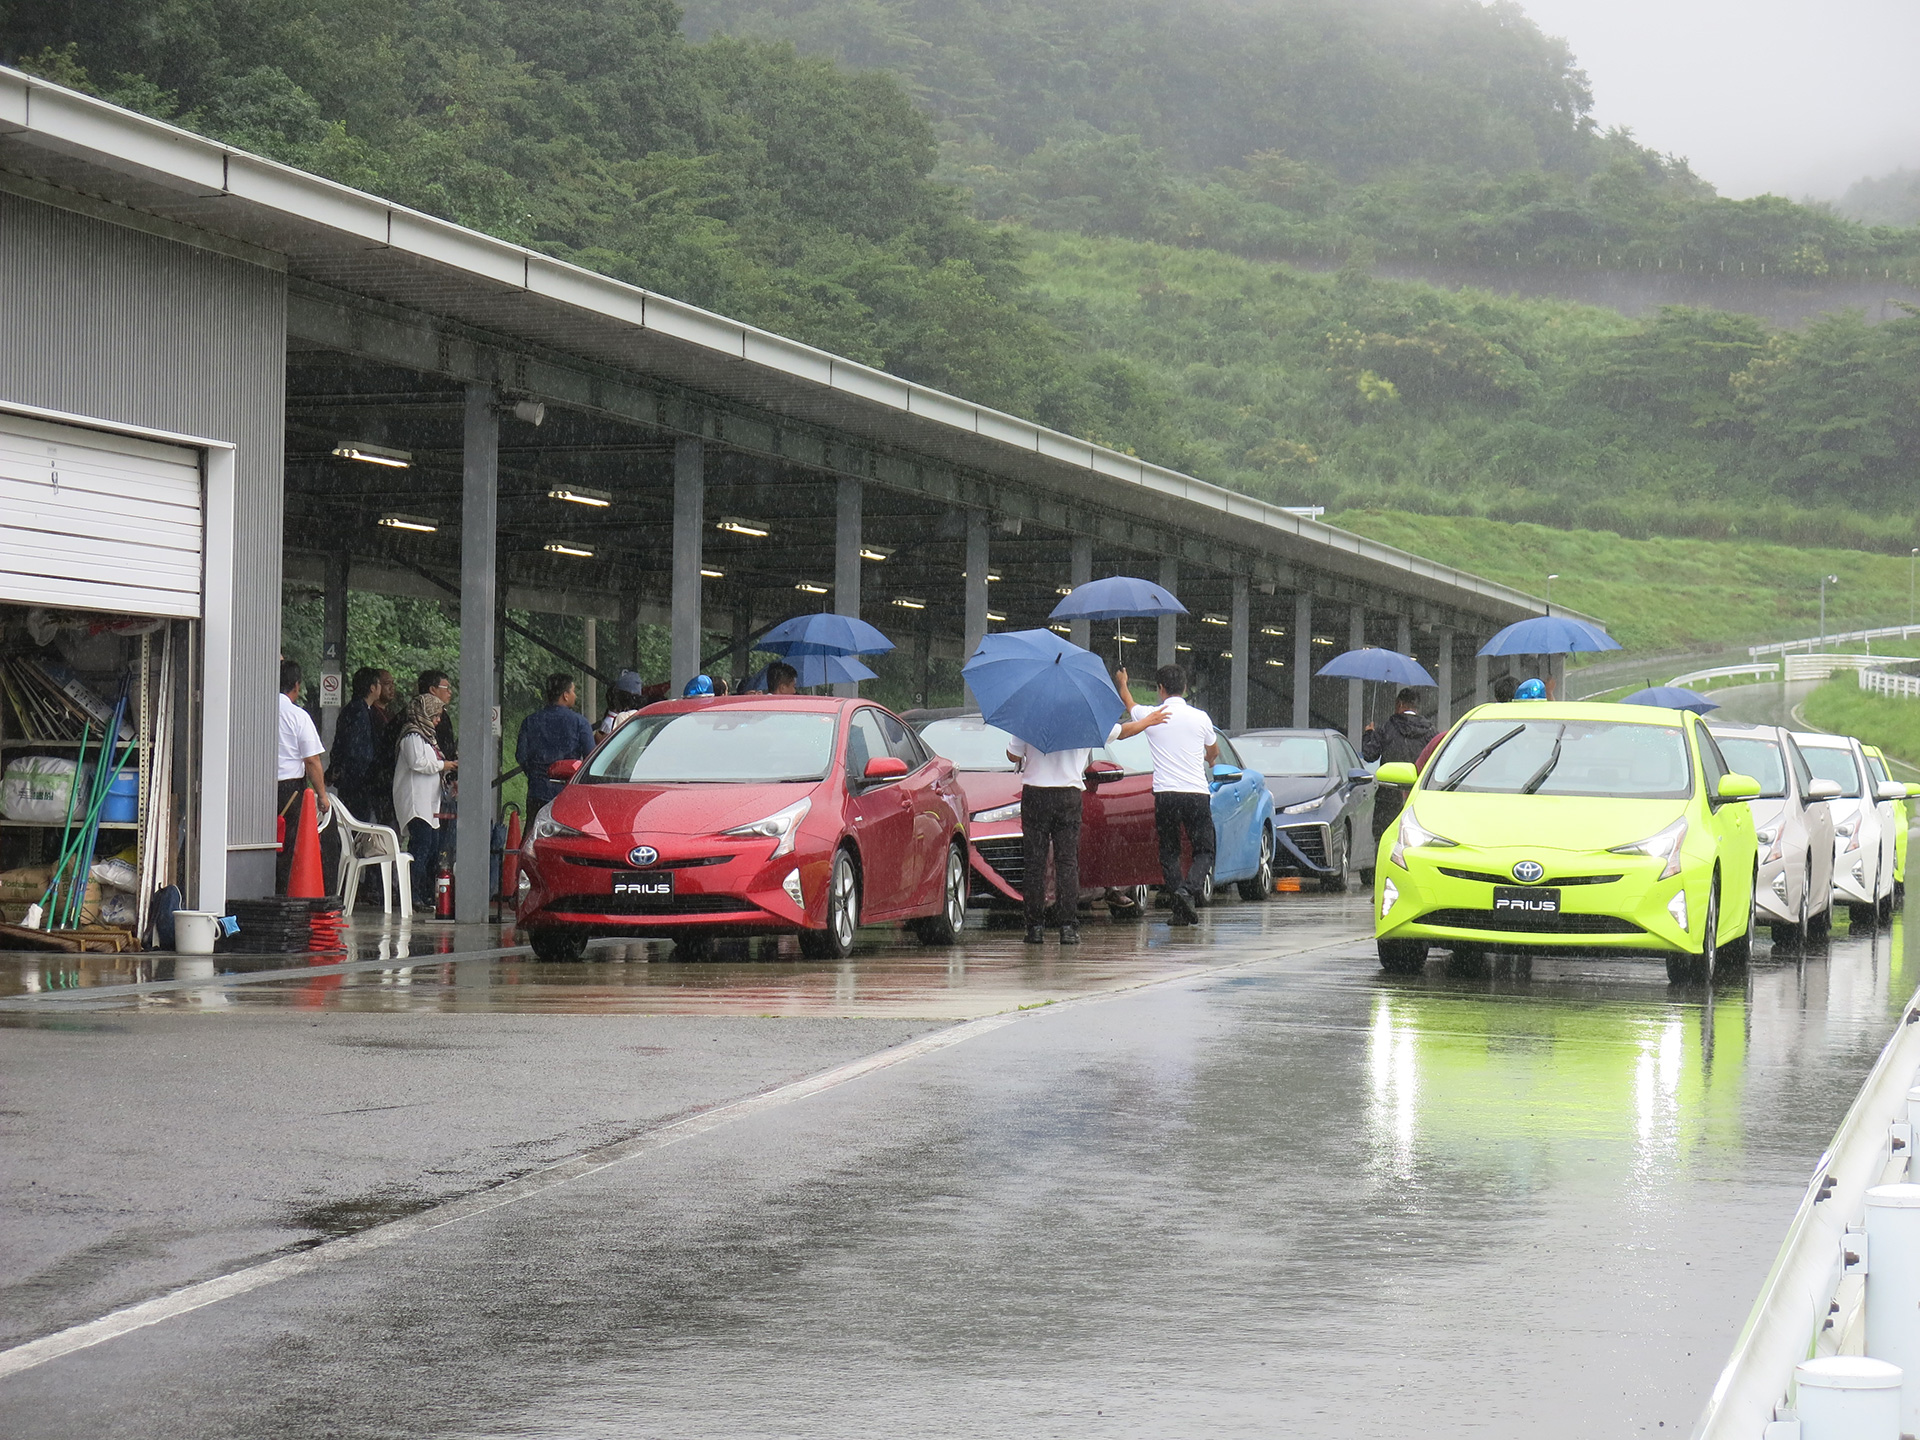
xmin=549 ymin=781 xmax=818 ymax=839
xmin=953 ymin=769 xmax=1022 ymax=816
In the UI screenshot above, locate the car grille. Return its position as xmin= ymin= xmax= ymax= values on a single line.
xmin=974 ymin=837 xmax=1025 ymax=891
xmin=563 ymin=854 xmax=735 ymax=870
xmin=1437 ymin=868 xmax=1623 ymax=887
xmin=1415 ymin=908 xmax=1645 ymax=935
xmin=544 ymin=892 xmax=756 ymax=916
xmin=1279 ymin=825 xmax=1328 ymax=868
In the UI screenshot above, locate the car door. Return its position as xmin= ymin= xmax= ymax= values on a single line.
xmin=844 ymin=707 xmax=913 ymax=916
xmin=1082 ymin=730 xmax=1159 ymax=886
xmin=1785 ymin=733 xmax=1835 ymax=908
xmin=875 ymin=708 xmax=944 ymax=909
xmin=1695 ymin=722 xmax=1755 ymax=933
xmin=1334 ymin=734 xmax=1372 ymax=840
xmin=1865 ymin=750 xmax=1900 ymax=898
xmin=1209 ymin=735 xmax=1259 ymax=881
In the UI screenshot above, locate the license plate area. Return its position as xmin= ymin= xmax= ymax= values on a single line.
xmin=612 ymin=870 xmax=675 ymax=905
xmin=1493 ymin=885 xmax=1560 ymax=915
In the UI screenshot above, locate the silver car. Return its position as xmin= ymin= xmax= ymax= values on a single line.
xmin=1793 ymin=731 xmax=1903 ymax=927
xmin=1708 ymin=722 xmax=1838 ymax=946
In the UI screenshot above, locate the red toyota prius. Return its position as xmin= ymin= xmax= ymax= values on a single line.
xmin=517 ymin=696 xmax=970 ymax=961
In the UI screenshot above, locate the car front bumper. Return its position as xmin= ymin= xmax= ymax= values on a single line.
xmin=518 ymin=835 xmax=819 ymax=936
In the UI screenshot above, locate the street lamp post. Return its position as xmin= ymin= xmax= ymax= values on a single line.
xmin=1820 ymin=574 xmax=1838 ymax=649
xmin=1909 ymin=548 xmax=1916 ymax=628
xmin=1546 ymin=574 xmax=1559 ymax=614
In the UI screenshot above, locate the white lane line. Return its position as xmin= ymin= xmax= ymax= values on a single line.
xmin=0 ymin=932 xmax=1346 ymax=1379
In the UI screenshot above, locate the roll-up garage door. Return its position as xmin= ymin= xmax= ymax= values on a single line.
xmin=0 ymin=412 xmax=204 ymax=618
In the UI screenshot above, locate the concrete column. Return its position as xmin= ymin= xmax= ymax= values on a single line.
xmin=916 ymin=628 xmax=933 ymax=708
xmin=1475 ymin=648 xmax=1490 ymax=703
xmin=1550 ymin=652 xmax=1567 ymax=699
xmin=1347 ymin=604 xmax=1366 ymax=745
xmin=455 ymin=383 xmax=499 ymax=926
xmin=964 ymin=511 xmax=990 ymax=661
xmin=1229 ymin=573 xmax=1250 ymax=734
xmin=1070 ymin=534 xmax=1092 ymax=652
xmin=670 ymin=438 xmax=704 ymax=693
xmin=319 ymin=549 xmax=348 ymax=748
xmin=1292 ymin=591 xmax=1313 ymax=728
xmin=616 ymin=592 xmax=638 ymax=679
xmin=1436 ymin=629 xmax=1454 ymax=727
xmin=731 ymin=599 xmax=752 ymax=690
xmin=1157 ymin=557 xmax=1179 ymax=669
xmin=1396 ymin=613 xmax=1411 ymax=656
xmin=833 ymin=477 xmax=862 ymax=697
xmin=582 ymin=618 xmax=598 ymax=721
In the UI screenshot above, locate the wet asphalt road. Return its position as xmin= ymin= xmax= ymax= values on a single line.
xmin=3 ymin=888 xmax=1917 ymax=1438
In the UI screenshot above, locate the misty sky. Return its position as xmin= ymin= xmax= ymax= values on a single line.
xmin=1517 ymin=0 xmax=1920 ymax=200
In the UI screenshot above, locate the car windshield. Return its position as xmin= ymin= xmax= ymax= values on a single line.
xmin=584 ymin=709 xmax=838 ymax=783
xmin=1429 ymin=719 xmax=1693 ymax=799
xmin=1801 ymin=745 xmax=1862 ymax=797
xmin=1234 ymin=735 xmax=1330 ymax=776
xmin=1713 ymin=736 xmax=1788 ymax=799
xmin=917 ymin=717 xmax=1018 ymax=771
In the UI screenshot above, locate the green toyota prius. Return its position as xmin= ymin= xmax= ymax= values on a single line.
xmin=1372 ymin=701 xmax=1762 ymax=983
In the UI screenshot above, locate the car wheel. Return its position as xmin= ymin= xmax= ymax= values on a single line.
xmin=1377 ymin=938 xmax=1428 ymax=975
xmin=1771 ymin=863 xmax=1812 ymax=951
xmin=1237 ymin=827 xmax=1275 ymax=902
xmin=1445 ymin=945 xmax=1490 ymax=978
xmin=798 ymin=849 xmax=860 ymax=960
xmin=1196 ymin=870 xmax=1214 ymax=907
xmin=1670 ymin=876 xmax=1720 ymax=984
xmin=1809 ymin=895 xmax=1832 ymax=941
xmin=913 ymin=843 xmax=967 ymax=947
xmin=1878 ymin=853 xmax=1896 ymax=922
xmin=528 ymin=926 xmax=587 ymax=963
xmin=1108 ymin=885 xmax=1150 ymax=921
xmin=1320 ymin=823 xmax=1351 ymax=894
xmin=1719 ymin=869 xmax=1756 ymax=971
xmin=1847 ymin=901 xmax=1876 ymax=930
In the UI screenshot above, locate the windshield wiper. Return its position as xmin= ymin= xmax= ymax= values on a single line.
xmin=1519 ymin=726 xmax=1567 ymax=794
xmin=1438 ymin=725 xmax=1528 ymax=791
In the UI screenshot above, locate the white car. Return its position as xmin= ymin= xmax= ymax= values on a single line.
xmin=1794 ymin=731 xmax=1903 ymax=927
xmin=1709 ymin=722 xmax=1838 ymax=946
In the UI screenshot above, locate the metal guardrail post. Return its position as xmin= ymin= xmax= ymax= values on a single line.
xmin=1865 ymin=1185 xmax=1920 ymax=1436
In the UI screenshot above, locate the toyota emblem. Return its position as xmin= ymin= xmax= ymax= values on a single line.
xmin=629 ymin=845 xmax=660 ymax=867
xmin=1511 ymin=859 xmax=1545 ymax=884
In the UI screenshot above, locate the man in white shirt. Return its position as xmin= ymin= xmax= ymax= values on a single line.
xmin=276 ymin=659 xmax=330 ymax=894
xmin=1114 ymin=664 xmax=1218 ymax=927
xmin=1007 ymin=704 xmax=1166 ymax=946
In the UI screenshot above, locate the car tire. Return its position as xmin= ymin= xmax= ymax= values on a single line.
xmin=1720 ymin=870 xmax=1756 ymax=971
xmin=1320 ymin=823 xmax=1352 ymax=894
xmin=1237 ymin=827 xmax=1275 ymax=902
xmin=913 ymin=843 xmax=967 ymax=947
xmin=1847 ymin=901 xmax=1876 ymax=930
xmin=798 ymin=849 xmax=860 ymax=960
xmin=1445 ymin=945 xmax=1490 ymax=978
xmin=1771 ymin=864 xmax=1812 ymax=951
xmin=1670 ymin=876 xmax=1720 ymax=984
xmin=528 ymin=926 xmax=587 ymax=963
xmin=1108 ymin=885 xmax=1150 ymax=921
xmin=1377 ymin=938 xmax=1428 ymax=974
xmin=1196 ymin=870 xmax=1214 ymax=907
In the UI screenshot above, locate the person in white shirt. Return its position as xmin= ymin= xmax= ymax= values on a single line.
xmin=1113 ymin=663 xmax=1218 ymax=927
xmin=1007 ymin=704 xmax=1166 ymax=946
xmin=392 ymin=692 xmax=458 ymax=911
xmin=276 ymin=659 xmax=330 ymax=894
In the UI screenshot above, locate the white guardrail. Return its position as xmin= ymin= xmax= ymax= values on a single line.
xmin=1671 ymin=664 xmax=1782 ymax=687
xmin=1782 ymin=654 xmax=1920 ymax=684
xmin=1752 ymin=626 xmax=1920 ymax=658
xmin=1692 ymin=987 xmax=1920 ymax=1440
xmin=1862 ymin=670 xmax=1920 ymax=700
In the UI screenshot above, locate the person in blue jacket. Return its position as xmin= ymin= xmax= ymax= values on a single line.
xmin=517 ymin=672 xmax=596 ymax=815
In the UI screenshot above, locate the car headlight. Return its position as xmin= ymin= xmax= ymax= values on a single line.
xmin=1610 ymin=817 xmax=1688 ymax=881
xmin=1754 ymin=825 xmax=1783 ymax=864
xmin=1388 ymin=809 xmax=1457 ymax=869
xmin=972 ymin=801 xmax=1022 ymax=823
xmin=722 ymin=797 xmax=812 ymax=858
xmin=531 ymin=806 xmax=587 ymax=841
xmin=1282 ymin=790 xmax=1335 ymax=815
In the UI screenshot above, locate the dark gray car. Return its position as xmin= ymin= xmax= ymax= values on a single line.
xmin=1232 ymin=728 xmax=1374 ymax=891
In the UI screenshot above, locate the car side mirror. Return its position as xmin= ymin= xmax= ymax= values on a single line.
xmin=1085 ymin=759 xmax=1124 ymax=786
xmin=1717 ymin=773 xmax=1762 ymax=800
xmin=1375 ymin=762 xmax=1418 ymax=788
xmin=1209 ymin=764 xmax=1243 ymax=786
xmin=863 ymin=756 xmax=909 ymax=782
xmin=1346 ymin=767 xmax=1372 ymax=784
xmin=1908 ymin=783 xmax=1920 ymax=800
xmin=1877 ymin=780 xmax=1909 ymax=801
xmin=548 ymin=759 xmax=582 ymax=782
xmin=1805 ymin=779 xmax=1842 ymax=801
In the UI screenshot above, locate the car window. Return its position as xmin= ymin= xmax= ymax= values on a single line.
xmin=875 ymin=710 xmax=927 ymax=769
xmin=1696 ymin=725 xmax=1730 ymax=794
xmin=1214 ymin=735 xmax=1240 ymax=769
xmin=1783 ymin=734 xmax=1816 ymax=795
xmin=1712 ymin=735 xmax=1788 ymax=799
xmin=585 ymin=708 xmax=839 ymax=784
xmin=1867 ymin=753 xmax=1891 ymax=784
xmin=1338 ymin=737 xmax=1363 ymax=773
xmin=1236 ymin=734 xmax=1331 ymax=775
xmin=846 ymin=709 xmax=891 ymax=778
xmin=916 ymin=717 xmax=1018 ymax=771
xmin=1801 ymin=744 xmax=1863 ymax=797
xmin=1428 ymin=718 xmax=1693 ymax=799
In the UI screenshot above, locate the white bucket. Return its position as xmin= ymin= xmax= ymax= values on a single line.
xmin=1795 ymin=1355 xmax=1902 ymax=1440
xmin=174 ymin=910 xmax=221 ymax=955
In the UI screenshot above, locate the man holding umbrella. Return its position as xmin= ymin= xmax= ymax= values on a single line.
xmin=1363 ymin=687 xmax=1437 ymax=843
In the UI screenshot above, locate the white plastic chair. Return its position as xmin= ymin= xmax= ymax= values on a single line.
xmin=329 ymin=797 xmax=408 ymax=918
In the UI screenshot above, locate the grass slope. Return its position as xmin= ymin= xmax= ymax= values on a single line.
xmin=1330 ymin=512 xmax=1920 ymax=655
xmin=1803 ymin=678 xmax=1920 ymax=770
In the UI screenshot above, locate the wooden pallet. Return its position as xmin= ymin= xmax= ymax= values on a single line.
xmin=0 ymin=922 xmax=137 ymax=953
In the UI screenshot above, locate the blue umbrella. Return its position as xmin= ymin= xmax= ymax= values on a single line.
xmin=1315 ymin=648 xmax=1436 ymax=686
xmin=744 ymin=654 xmax=879 ymax=690
xmin=961 ymin=630 xmax=1128 ymax=753
xmin=759 ymin=614 xmax=895 ymax=657
xmin=1621 ymin=686 xmax=1719 ymax=714
xmin=1479 ymin=615 xmax=1621 ymax=656
xmin=1049 ymin=576 xmax=1188 ymax=622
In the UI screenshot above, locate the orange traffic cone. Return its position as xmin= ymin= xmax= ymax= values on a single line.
xmin=288 ymin=788 xmax=326 ymax=898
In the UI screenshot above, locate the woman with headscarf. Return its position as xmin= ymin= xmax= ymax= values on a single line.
xmin=392 ymin=692 xmax=458 ymax=911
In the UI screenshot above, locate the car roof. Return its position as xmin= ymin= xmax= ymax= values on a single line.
xmin=1463 ymin=701 xmax=1696 ymax=725
xmin=1705 ymin=719 xmax=1774 ymax=734
xmin=1791 ymin=731 xmax=1854 ymax=749
xmin=643 ymin=695 xmax=853 ymax=716
xmin=902 ymin=708 xmax=983 ymax=724
xmin=1236 ymin=727 xmax=1344 ymax=739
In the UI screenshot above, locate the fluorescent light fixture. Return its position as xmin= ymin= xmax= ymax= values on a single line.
xmin=544 ymin=542 xmax=594 ymax=558
xmin=1314 ymin=636 xmax=1335 ymax=646
xmin=987 ymin=611 xmax=1007 ymax=623
xmin=962 ymin=571 xmax=1002 ymax=582
xmin=1260 ymin=626 xmax=1286 ymax=637
xmin=892 ymin=596 xmax=926 ymax=610
xmin=1201 ymin=613 xmax=1229 ymax=626
xmin=795 ymin=581 xmax=829 ymax=594
xmin=378 ymin=513 xmax=438 ymax=533
xmin=859 ymin=546 xmax=894 ymax=562
xmin=1219 ymin=651 xmax=1233 ymax=659
xmin=717 ymin=517 xmax=770 ymax=538
xmin=1055 ymin=585 xmax=1074 ymax=596
xmin=1175 ymin=643 xmax=1192 ymax=653
xmin=1265 ymin=658 xmax=1285 ymax=668
xmin=700 ymin=567 xmax=724 ymax=579
xmin=548 ymin=486 xmax=611 ymax=508
xmin=334 ymin=442 xmax=411 ymax=468
xmin=1117 ymin=633 xmax=1137 ymax=644
xmin=1050 ymin=623 xmax=1071 ymax=634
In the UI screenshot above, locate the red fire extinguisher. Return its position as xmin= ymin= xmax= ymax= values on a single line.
xmin=435 ymin=857 xmax=454 ymax=919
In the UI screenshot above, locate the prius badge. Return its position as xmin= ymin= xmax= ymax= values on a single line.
xmin=629 ymin=845 xmax=660 ymax=867
xmin=1511 ymin=859 xmax=1545 ymax=884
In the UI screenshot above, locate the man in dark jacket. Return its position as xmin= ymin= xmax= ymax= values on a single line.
xmin=326 ymin=667 xmax=383 ymax=820
xmin=517 ymin=672 xmax=597 ymax=815
xmin=1363 ymin=687 xmax=1438 ymax=842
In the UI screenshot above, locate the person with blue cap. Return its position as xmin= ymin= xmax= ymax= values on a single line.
xmin=1514 ymin=677 xmax=1549 ymax=700
xmin=684 ymin=674 xmax=715 ymax=697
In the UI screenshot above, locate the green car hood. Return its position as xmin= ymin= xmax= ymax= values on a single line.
xmin=1409 ymin=790 xmax=1688 ymax=854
